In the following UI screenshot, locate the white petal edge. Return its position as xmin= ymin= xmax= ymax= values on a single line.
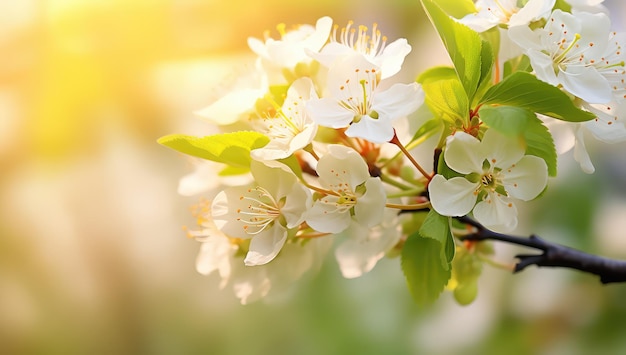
xmin=244 ymin=224 xmax=288 ymax=266
xmin=429 ymin=175 xmax=478 ymax=217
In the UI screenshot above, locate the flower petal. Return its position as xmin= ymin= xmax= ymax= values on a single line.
xmin=211 ymin=187 xmax=254 ymax=239
xmin=480 ymin=129 xmax=525 ymax=169
xmin=525 ymin=48 xmax=560 ymax=87
xmin=195 ymin=236 xmax=235 ymax=281
xmin=574 ymin=126 xmax=595 ymax=173
xmin=501 ymin=155 xmax=548 ymax=201
xmin=584 ymin=102 xmax=626 ymax=144
xmin=344 ymin=115 xmax=395 ymax=143
xmin=559 ymin=65 xmax=612 ymax=104
xmin=508 ymin=0 xmax=555 ymax=27
xmin=443 ymin=132 xmax=483 ymax=174
xmin=353 ymin=178 xmax=386 ymax=228
xmin=335 ymin=218 xmax=401 ymax=278
xmin=372 ymin=82 xmax=424 ymax=120
xmin=305 ymin=198 xmax=352 ymax=233
xmin=282 ymin=184 xmax=311 ymax=228
xmin=250 ymin=161 xmax=297 ymax=199
xmin=306 ymin=97 xmax=354 ymax=128
xmin=316 ymin=145 xmax=370 ymax=189
xmin=375 ymin=38 xmax=412 ymax=79
xmin=473 ymin=193 xmax=518 ymax=232
xmin=244 ymin=224 xmax=288 ymax=266
xmin=303 ymin=16 xmax=334 ymax=53
xmin=428 ymin=175 xmax=478 ymax=217
xmin=306 ymin=42 xmax=353 ymax=67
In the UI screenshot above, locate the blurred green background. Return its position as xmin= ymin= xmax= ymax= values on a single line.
xmin=2 ymin=0 xmax=626 ymax=354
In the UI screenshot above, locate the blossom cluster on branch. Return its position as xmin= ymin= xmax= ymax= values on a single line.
xmin=160 ymin=0 xmax=626 ymax=305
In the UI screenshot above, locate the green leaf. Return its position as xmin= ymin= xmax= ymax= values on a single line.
xmin=219 ymin=166 xmax=250 ymax=176
xmin=401 ymin=232 xmax=452 ymax=306
xmin=421 ymin=77 xmax=469 ymax=125
xmin=158 ymin=131 xmax=270 ymax=172
xmin=479 ymin=106 xmax=557 ymax=176
xmin=417 ymin=66 xmax=458 ymax=84
xmin=419 ymin=210 xmax=455 ymax=269
xmin=268 ymin=84 xmax=289 ymax=107
xmin=503 ymin=55 xmax=531 ymax=79
xmin=475 ymin=38 xmax=495 ymax=105
xmin=478 ymin=105 xmax=535 ymax=136
xmin=407 ymin=117 xmax=444 ymax=150
xmin=524 ymin=116 xmax=558 ymax=177
xmin=277 ymin=155 xmax=303 ymax=180
xmin=430 ymin=0 xmax=476 ymax=18
xmin=421 ymin=0 xmax=486 ymax=102
xmin=554 ymin=0 xmax=572 ymax=12
xmin=479 ymin=72 xmax=595 ymax=122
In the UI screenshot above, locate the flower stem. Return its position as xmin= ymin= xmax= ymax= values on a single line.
xmin=304 ymin=144 xmax=320 ymax=161
xmin=389 ymin=130 xmax=432 ymax=181
xmin=386 ymin=189 xmax=425 ymax=199
xmin=385 ymin=201 xmax=431 ymax=210
xmin=379 ymin=173 xmax=415 ymax=191
xmin=302 ymin=181 xmax=338 ymax=196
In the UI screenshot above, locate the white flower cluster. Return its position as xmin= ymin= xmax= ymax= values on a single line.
xmin=427 ymin=0 xmax=626 ymax=232
xmin=459 ymin=0 xmax=626 ymax=173
xmin=166 ymin=0 xmax=626 ymax=304
xmin=183 ymin=17 xmax=423 ymax=303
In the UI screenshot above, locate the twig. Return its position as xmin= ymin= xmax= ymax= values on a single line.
xmin=456 ymin=216 xmax=626 ymax=284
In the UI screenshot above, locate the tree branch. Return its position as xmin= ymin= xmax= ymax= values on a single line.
xmin=456 ymin=216 xmax=626 ymax=284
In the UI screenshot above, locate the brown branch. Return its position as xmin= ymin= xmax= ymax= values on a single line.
xmin=456 ymin=216 xmax=626 ymax=284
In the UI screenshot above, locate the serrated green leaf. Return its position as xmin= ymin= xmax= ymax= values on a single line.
xmin=419 ymin=210 xmax=455 ymax=269
xmin=401 ymin=232 xmax=452 ymax=306
xmin=158 ymin=131 xmax=270 ymax=172
xmin=479 ymin=72 xmax=595 ymax=122
xmin=422 ymin=78 xmax=469 ymax=125
xmin=479 ymin=106 xmax=557 ymax=176
xmin=421 ymin=0 xmax=486 ymax=102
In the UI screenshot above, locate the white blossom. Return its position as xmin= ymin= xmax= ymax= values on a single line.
xmin=194 ymin=63 xmax=268 ymax=125
xmin=568 ymin=0 xmax=608 ymax=14
xmin=508 ymin=10 xmax=613 ymax=104
xmin=305 ymin=145 xmax=386 ymax=234
xmin=308 ymin=20 xmax=411 ymax=79
xmin=334 ymin=210 xmax=402 ymax=278
xmin=211 ymin=161 xmax=310 ymax=266
xmin=429 ymin=130 xmax=548 ymax=232
xmin=306 ymin=54 xmax=423 ymax=143
xmin=191 ymin=201 xmax=330 ymax=304
xmin=248 ymin=16 xmax=333 ymax=69
xmin=251 ymin=77 xmax=318 ymax=161
xmin=459 ymin=0 xmax=555 ymax=32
